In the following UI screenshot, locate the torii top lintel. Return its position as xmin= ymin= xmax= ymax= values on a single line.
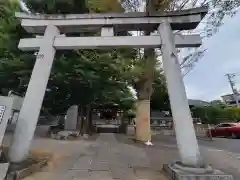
xmin=16 ymin=7 xmax=208 ymax=34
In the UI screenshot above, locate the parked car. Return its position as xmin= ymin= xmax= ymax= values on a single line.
xmin=206 ymin=123 xmax=240 ymax=138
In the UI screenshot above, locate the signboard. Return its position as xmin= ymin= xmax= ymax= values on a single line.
xmin=0 ymin=105 xmax=6 ymax=124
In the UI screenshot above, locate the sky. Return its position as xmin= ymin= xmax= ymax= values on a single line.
xmin=184 ymin=8 xmax=240 ymax=101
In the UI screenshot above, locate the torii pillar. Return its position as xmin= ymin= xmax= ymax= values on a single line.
xmin=8 ymin=25 xmax=59 ymax=162
xmin=158 ymin=21 xmax=202 ymax=167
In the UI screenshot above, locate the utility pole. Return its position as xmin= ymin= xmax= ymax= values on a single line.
xmin=226 ymin=73 xmax=240 ymax=107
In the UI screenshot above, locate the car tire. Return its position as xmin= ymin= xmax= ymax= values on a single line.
xmin=231 ymin=132 xmax=237 ymax=139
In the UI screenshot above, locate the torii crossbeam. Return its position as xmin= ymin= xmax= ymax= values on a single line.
xmin=16 ymin=7 xmax=207 ymax=33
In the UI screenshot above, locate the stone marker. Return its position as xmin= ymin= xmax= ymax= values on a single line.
xmin=0 ymin=163 xmax=9 ymax=180
xmin=65 ymin=105 xmax=78 ymax=130
xmin=0 ymin=96 xmax=15 ymax=146
xmin=0 ymin=96 xmax=16 ymax=179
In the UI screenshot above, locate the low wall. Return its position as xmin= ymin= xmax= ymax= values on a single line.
xmin=194 ymin=124 xmax=213 ymax=140
xmin=6 ymin=124 xmax=50 ymax=137
xmin=195 ymin=124 xmax=208 ymax=137
xmin=126 ymin=125 xmax=135 ymax=136
xmin=127 ymin=123 xmax=212 ymax=140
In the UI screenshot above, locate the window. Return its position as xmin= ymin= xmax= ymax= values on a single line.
xmin=222 ymin=124 xmax=231 ymax=127
xmin=217 ymin=124 xmax=231 ymax=128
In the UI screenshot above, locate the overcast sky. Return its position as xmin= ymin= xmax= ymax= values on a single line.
xmin=184 ymin=8 xmax=240 ymax=102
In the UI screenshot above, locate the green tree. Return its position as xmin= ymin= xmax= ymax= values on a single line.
xmin=0 ymin=0 xmax=138 ymax=136
xmin=122 ymin=0 xmax=240 ymax=141
xmin=150 ymin=70 xmax=170 ymax=111
xmin=24 ymin=0 xmax=89 ymax=14
xmin=191 ymin=105 xmax=240 ymax=124
xmin=0 ymin=0 xmax=35 ymax=95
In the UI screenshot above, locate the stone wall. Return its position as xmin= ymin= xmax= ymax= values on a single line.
xmin=127 ymin=122 xmax=213 ymax=140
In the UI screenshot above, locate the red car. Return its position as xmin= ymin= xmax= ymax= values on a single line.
xmin=206 ymin=123 xmax=240 ymax=138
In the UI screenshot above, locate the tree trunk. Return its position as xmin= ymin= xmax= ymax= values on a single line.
xmin=135 ymin=100 xmax=151 ymax=141
xmin=79 ymin=105 xmax=92 ymax=135
xmin=135 ymin=0 xmax=156 ymax=142
xmin=80 ymin=107 xmax=85 ymax=135
xmin=85 ymin=105 xmax=91 ymax=135
xmin=88 ymin=107 xmax=93 ymax=135
xmin=135 ymin=57 xmax=154 ymax=141
xmin=77 ymin=106 xmax=82 ymax=131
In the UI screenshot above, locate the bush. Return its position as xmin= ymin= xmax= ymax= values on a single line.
xmin=191 ymin=105 xmax=240 ymax=124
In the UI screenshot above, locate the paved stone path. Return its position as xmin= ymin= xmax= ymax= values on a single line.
xmin=21 ymin=133 xmax=167 ymax=180
xmin=56 ymin=133 xmax=167 ymax=180
xmin=13 ymin=133 xmax=240 ymax=180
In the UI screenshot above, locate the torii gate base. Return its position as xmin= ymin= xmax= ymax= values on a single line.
xmin=9 ymin=8 xmax=233 ymax=179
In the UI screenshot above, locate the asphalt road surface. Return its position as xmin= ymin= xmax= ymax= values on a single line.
xmin=152 ymin=135 xmax=240 ymax=154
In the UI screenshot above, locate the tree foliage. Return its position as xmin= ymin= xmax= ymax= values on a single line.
xmin=0 ymin=0 xmax=137 ymax=117
xmin=191 ymin=105 xmax=240 ymax=124
xmin=150 ymin=70 xmax=170 ymax=111
xmin=205 ymin=0 xmax=240 ymax=36
xmin=45 ymin=49 xmax=136 ymax=114
xmin=23 ymin=0 xmax=89 ymax=14
xmin=0 ymin=0 xmax=35 ymax=95
xmin=6 ymin=0 xmax=239 ymax=122
xmin=121 ymin=0 xmax=240 ymax=76
xmin=87 ymin=0 xmax=124 ymax=12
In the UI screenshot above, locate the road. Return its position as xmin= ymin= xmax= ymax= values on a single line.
xmin=152 ymin=135 xmax=240 ymax=154
xmin=198 ymin=137 xmax=240 ymax=154
xmin=149 ymin=134 xmax=240 ymax=179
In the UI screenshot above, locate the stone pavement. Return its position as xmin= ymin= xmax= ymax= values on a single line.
xmin=7 ymin=133 xmax=240 ymax=180
xmin=60 ymin=133 xmax=167 ymax=180
xmin=22 ymin=133 xmax=168 ymax=180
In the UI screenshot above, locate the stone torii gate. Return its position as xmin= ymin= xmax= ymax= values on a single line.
xmin=9 ymin=7 xmax=209 ymax=172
